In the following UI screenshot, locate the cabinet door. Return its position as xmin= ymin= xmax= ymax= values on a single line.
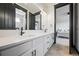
xmin=33 ymin=38 xmax=43 ymax=50
xmin=43 ymin=36 xmax=49 ymax=55
xmin=22 ymin=50 xmax=33 ymax=56
xmin=48 ymin=35 xmax=52 ymax=48
xmin=1 ymin=41 xmax=33 ymax=56
xmin=37 ymin=38 xmax=44 ymax=56
xmin=50 ymin=34 xmax=54 ymax=46
xmin=36 ymin=44 xmax=43 ymax=56
xmin=22 ymin=52 xmax=32 ymax=56
xmin=0 ymin=4 xmax=5 ymax=29
xmin=33 ymin=38 xmax=44 ymax=56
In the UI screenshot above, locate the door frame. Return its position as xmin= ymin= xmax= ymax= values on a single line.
xmin=54 ymin=3 xmax=73 ymax=54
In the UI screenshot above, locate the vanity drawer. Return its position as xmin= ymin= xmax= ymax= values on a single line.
xmin=33 ymin=38 xmax=43 ymax=50
xmin=22 ymin=50 xmax=33 ymax=56
xmin=1 ymin=41 xmax=33 ymax=56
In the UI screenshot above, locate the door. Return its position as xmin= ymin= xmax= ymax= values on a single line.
xmin=76 ymin=4 xmax=79 ymax=52
xmin=54 ymin=4 xmax=73 ymax=54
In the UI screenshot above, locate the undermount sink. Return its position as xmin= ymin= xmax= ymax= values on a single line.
xmin=22 ymin=34 xmax=35 ymax=37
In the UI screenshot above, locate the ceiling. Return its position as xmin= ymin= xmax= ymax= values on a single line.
xmin=37 ymin=3 xmax=57 ymax=7
xmin=17 ymin=3 xmax=40 ymax=14
xmin=17 ymin=3 xmax=56 ymax=14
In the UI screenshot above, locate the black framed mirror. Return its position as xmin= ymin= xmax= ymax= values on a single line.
xmin=14 ymin=4 xmax=27 ymax=30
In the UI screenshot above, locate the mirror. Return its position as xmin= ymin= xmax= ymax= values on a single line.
xmin=15 ymin=3 xmax=41 ymax=30
xmin=15 ymin=8 xmax=26 ymax=30
xmin=29 ymin=12 xmax=41 ymax=30
xmin=35 ymin=12 xmax=41 ymax=30
xmin=0 ymin=3 xmax=42 ymax=30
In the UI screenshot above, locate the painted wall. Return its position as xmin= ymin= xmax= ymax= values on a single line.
xmin=47 ymin=5 xmax=54 ymax=33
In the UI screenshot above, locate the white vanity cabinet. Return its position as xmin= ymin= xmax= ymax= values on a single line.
xmin=32 ymin=37 xmax=44 ymax=56
xmin=36 ymin=43 xmax=44 ymax=56
xmin=43 ymin=34 xmax=54 ymax=55
xmin=22 ymin=49 xmax=33 ymax=56
xmin=33 ymin=34 xmax=54 ymax=56
xmin=0 ymin=33 xmax=54 ymax=56
xmin=0 ymin=41 xmax=33 ymax=56
xmin=48 ymin=34 xmax=54 ymax=48
xmin=43 ymin=38 xmax=49 ymax=55
xmin=43 ymin=36 xmax=50 ymax=55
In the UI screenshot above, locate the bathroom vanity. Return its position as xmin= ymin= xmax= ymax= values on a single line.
xmin=0 ymin=3 xmax=54 ymax=56
xmin=0 ymin=32 xmax=54 ymax=56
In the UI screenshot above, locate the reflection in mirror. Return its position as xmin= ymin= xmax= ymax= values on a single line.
xmin=34 ymin=12 xmax=41 ymax=30
xmin=29 ymin=12 xmax=41 ymax=30
xmin=35 ymin=14 xmax=41 ymax=30
xmin=29 ymin=12 xmax=35 ymax=30
xmin=15 ymin=8 xmax=26 ymax=30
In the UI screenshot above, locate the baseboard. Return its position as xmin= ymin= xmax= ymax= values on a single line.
xmin=53 ymin=41 xmax=56 ymax=44
xmin=73 ymin=46 xmax=79 ymax=55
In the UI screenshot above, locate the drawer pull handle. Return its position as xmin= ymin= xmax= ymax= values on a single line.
xmin=32 ymin=50 xmax=36 ymax=56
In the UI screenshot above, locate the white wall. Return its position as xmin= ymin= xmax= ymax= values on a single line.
xmin=34 ymin=3 xmax=55 ymax=33
xmin=47 ymin=5 xmax=54 ymax=33
xmin=41 ymin=11 xmax=48 ymax=30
